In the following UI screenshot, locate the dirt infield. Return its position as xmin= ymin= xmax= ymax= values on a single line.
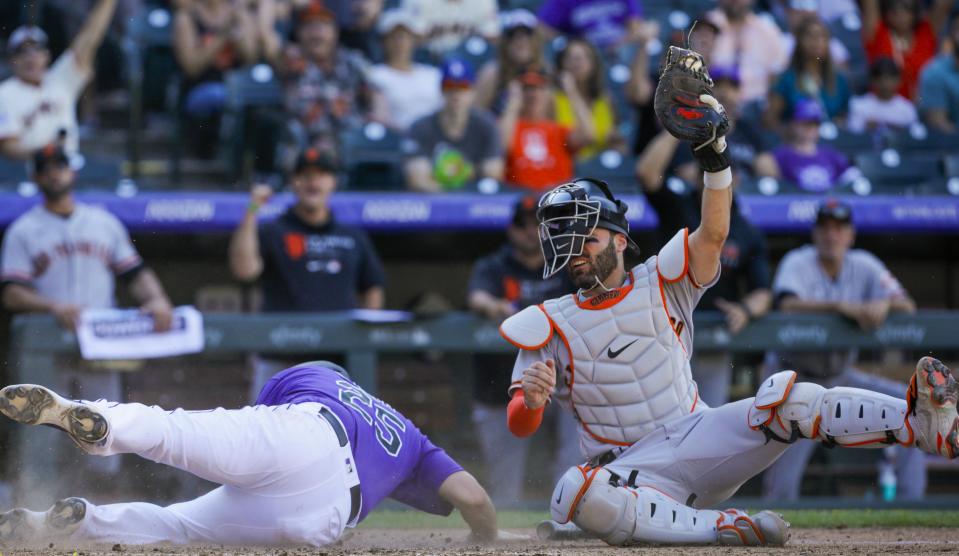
xmin=9 ymin=527 xmax=959 ymax=555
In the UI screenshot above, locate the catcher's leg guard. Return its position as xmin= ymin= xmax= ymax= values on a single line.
xmin=549 ymin=466 xmax=788 ymax=546
xmin=749 ymin=370 xmax=912 ymax=448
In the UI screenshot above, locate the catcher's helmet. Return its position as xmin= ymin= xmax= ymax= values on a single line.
xmin=536 ymin=178 xmax=639 ymax=278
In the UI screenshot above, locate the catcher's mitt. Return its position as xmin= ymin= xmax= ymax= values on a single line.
xmin=654 ymin=46 xmax=730 ymax=164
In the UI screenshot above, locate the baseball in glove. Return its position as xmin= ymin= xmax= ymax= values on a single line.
xmin=654 ymin=45 xmax=731 ymax=173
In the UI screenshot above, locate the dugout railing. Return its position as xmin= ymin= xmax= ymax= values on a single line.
xmin=7 ymin=311 xmax=959 ymax=504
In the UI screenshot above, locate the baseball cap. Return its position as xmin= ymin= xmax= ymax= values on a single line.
xmin=294 ymin=147 xmax=340 ymax=175
xmin=440 ymin=58 xmax=475 ymax=90
xmin=377 ymin=8 xmax=426 ymax=35
xmin=710 ymin=64 xmax=741 ymax=85
xmin=511 ymin=194 xmax=539 ymax=227
xmin=7 ymin=25 xmax=48 ymax=54
xmin=815 ymin=198 xmax=853 ymax=225
xmin=501 ymin=9 xmax=538 ymax=33
xmin=517 ymin=65 xmax=549 ymax=87
xmin=297 ymin=1 xmax=336 ymax=26
xmin=32 ymin=143 xmax=70 ymax=174
xmin=792 ymin=99 xmax=825 ymax=123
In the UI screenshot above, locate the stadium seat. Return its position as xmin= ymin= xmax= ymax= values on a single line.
xmin=737 ymin=176 xmax=811 ymax=196
xmin=128 ymin=5 xmax=177 ymax=113
xmin=574 ymin=150 xmax=638 ymax=193
xmin=854 ymin=150 xmax=941 ymax=189
xmin=447 ymin=36 xmax=494 ymax=75
xmin=222 ymin=65 xmax=284 ymax=180
xmin=818 ymin=123 xmax=876 ymax=158
xmin=828 ymin=15 xmax=868 ymax=91
xmin=225 ymin=65 xmax=283 ymax=110
xmin=340 ymin=122 xmax=405 ymax=190
xmin=0 ymin=158 xmax=28 ymax=189
xmin=73 ymin=155 xmax=124 ymax=190
xmin=606 ymin=62 xmax=634 ymax=123
xmin=887 ymin=124 xmax=959 ymax=154
xmin=945 ymin=154 xmax=959 ymax=178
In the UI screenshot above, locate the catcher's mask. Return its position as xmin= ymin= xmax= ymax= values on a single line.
xmin=536 ymin=178 xmax=639 ymax=278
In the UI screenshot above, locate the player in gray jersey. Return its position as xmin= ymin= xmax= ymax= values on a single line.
xmin=763 ymin=199 xmax=922 ymax=501
xmin=0 ymin=145 xmax=173 ymax=474
xmin=498 ymin=77 xmax=958 ymax=547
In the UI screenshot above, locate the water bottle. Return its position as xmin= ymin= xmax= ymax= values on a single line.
xmin=878 ymin=447 xmax=897 ymax=502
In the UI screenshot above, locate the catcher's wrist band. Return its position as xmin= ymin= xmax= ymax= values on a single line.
xmin=703 ymin=167 xmax=732 ymax=190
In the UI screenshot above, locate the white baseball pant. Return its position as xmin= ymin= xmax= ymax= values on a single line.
xmin=65 ymin=402 xmax=357 ymax=546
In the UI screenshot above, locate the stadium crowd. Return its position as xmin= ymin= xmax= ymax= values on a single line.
xmin=0 ymin=0 xmax=957 ymax=192
xmin=1 ymin=0 xmax=958 ymax=510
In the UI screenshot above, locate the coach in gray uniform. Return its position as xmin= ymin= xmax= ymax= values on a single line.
xmin=1 ymin=145 xmax=173 ymax=474
xmin=762 ymin=199 xmax=923 ymax=501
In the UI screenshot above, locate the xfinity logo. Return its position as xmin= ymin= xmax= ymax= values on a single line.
xmin=776 ymin=324 xmax=828 ymax=346
xmin=361 ymin=200 xmax=431 ymax=223
xmin=144 ymin=200 xmax=215 ymax=222
xmin=269 ymin=325 xmax=323 ymax=348
xmin=786 ymin=200 xmax=819 ymax=223
xmin=876 ymin=324 xmax=926 ymax=345
xmin=369 ymin=327 xmax=431 ymax=346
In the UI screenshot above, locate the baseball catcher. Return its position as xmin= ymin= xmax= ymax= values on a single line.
xmin=502 ymin=46 xmax=959 ymax=546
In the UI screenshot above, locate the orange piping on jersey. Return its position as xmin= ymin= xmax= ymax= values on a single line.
xmin=657 ymin=228 xmax=690 ymax=284
xmin=658 ymin=276 xmax=690 ymax=358
xmin=689 ymin=385 xmax=699 ymax=413
xmin=811 ymin=415 xmax=822 ymax=439
xmin=755 ymin=373 xmax=797 ymax=410
xmin=566 ymin=466 xmax=602 ymax=523
xmin=573 ymin=272 xmax=635 ymax=310
xmin=541 ymin=306 xmax=632 ymax=447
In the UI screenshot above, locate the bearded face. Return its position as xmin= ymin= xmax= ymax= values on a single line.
xmin=567 ymin=231 xmax=620 ymax=290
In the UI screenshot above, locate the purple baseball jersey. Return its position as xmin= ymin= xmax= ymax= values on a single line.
xmin=255 ymin=364 xmax=463 ymax=522
xmin=773 ymin=145 xmax=850 ymax=193
xmin=538 ymin=0 xmax=642 ymax=49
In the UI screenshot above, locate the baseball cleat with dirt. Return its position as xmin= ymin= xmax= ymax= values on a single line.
xmin=0 ymin=384 xmax=108 ymax=448
xmin=0 ymin=498 xmax=87 ymax=545
xmin=907 ymin=357 xmax=959 ymax=459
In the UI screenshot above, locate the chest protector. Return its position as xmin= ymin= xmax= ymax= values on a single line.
xmin=545 ymin=263 xmax=698 ymax=446
xmin=501 ymin=230 xmax=700 ymax=448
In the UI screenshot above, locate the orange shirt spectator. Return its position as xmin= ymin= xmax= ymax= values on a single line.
xmin=862 ymin=0 xmax=951 ymax=100
xmin=500 ymin=67 xmax=582 ymax=191
xmin=506 ymin=120 xmax=574 ymax=190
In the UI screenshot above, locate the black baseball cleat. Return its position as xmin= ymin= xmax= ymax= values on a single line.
xmin=0 ymin=384 xmax=108 ymax=449
xmin=0 ymin=498 xmax=87 ymax=544
xmin=907 ymin=357 xmax=959 ymax=459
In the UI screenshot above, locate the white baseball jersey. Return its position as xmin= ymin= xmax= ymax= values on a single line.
xmin=0 ymin=50 xmax=90 ymax=154
xmin=503 ymin=229 xmax=718 ymax=459
xmin=0 ymin=203 xmax=142 ymax=308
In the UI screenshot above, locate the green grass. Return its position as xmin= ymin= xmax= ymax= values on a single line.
xmin=359 ymin=509 xmax=959 ymax=530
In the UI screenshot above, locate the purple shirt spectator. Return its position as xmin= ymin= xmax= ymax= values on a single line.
xmin=256 ymin=364 xmax=463 ymax=521
xmin=773 ymin=145 xmax=850 ymax=193
xmin=537 ymin=0 xmax=642 ymax=49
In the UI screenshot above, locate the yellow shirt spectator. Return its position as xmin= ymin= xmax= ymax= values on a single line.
xmin=554 ymin=92 xmax=616 ymax=160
